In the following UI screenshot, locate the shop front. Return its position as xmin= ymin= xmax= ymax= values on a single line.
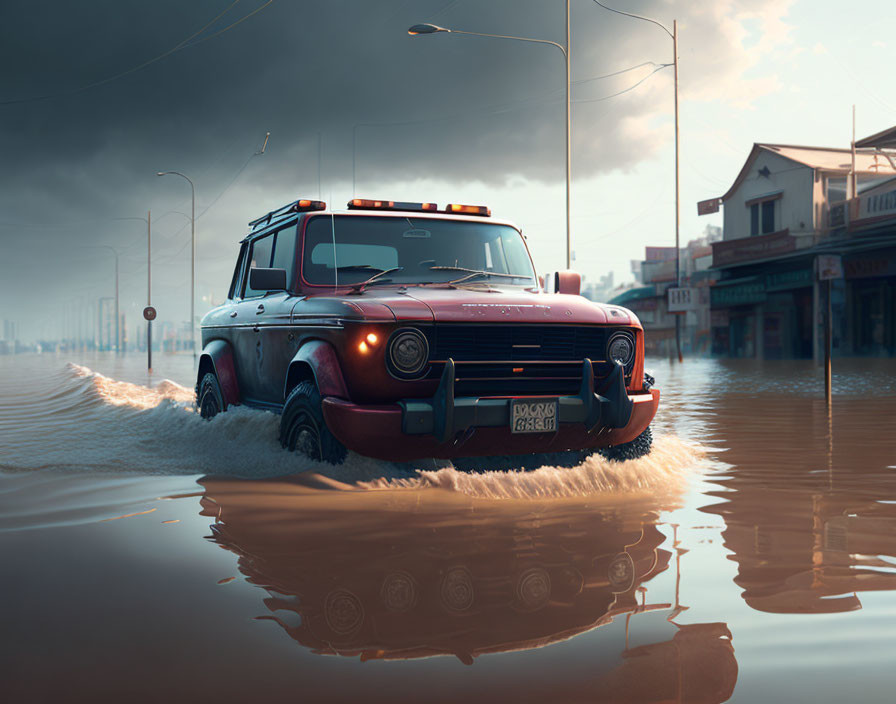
xmin=845 ymin=248 xmax=896 ymax=356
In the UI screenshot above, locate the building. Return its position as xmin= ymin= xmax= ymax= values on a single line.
xmin=704 ymin=141 xmax=896 ymax=359
xmin=609 ymin=226 xmax=720 ymax=357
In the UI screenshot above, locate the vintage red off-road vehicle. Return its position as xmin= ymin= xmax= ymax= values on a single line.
xmin=196 ymin=198 xmax=659 ymax=468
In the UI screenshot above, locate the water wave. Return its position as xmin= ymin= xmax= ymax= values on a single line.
xmin=357 ymin=435 xmax=699 ymax=499
xmin=0 ymin=363 xmax=701 ymax=498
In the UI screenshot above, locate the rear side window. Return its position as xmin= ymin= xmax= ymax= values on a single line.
xmin=272 ymin=225 xmax=298 ymax=290
xmin=243 ymin=234 xmax=274 ymax=297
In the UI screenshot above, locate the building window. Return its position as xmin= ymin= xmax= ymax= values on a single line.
xmin=750 ymin=200 xmax=776 ymax=236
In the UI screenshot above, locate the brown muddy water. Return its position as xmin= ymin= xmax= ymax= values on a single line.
xmin=1 ymin=353 xmax=895 ymax=703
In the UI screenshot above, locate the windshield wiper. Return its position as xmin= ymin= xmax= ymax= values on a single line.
xmin=428 ymin=265 xmax=531 ymax=286
xmin=348 ymin=266 xmax=404 ymax=293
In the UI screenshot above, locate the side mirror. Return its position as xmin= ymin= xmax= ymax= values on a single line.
xmin=249 ymin=267 xmax=288 ymax=292
xmin=543 ymin=270 xmax=581 ymax=296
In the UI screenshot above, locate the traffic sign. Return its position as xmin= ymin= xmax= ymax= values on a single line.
xmin=143 ymin=306 xmax=157 ymax=321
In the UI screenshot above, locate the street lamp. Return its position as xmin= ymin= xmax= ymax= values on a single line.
xmin=593 ymin=1 xmax=682 ymax=362
xmin=156 ymin=170 xmax=196 ymax=359
xmin=408 ymin=10 xmax=573 ymax=270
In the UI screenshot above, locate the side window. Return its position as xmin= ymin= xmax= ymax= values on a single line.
xmin=272 ymin=225 xmax=297 ymax=291
xmin=243 ymin=234 xmax=274 ymax=297
xmin=228 ymin=243 xmax=247 ymax=300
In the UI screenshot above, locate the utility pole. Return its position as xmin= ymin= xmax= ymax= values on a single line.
xmin=157 ymin=171 xmax=196 ymax=359
xmin=673 ymin=19 xmax=682 ymax=363
xmin=147 ymin=210 xmax=152 ymax=373
xmin=565 ymin=0 xmax=572 ymax=268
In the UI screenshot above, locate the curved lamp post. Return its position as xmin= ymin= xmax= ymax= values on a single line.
xmin=593 ymin=1 xmax=681 ymax=361
xmin=408 ymin=14 xmax=572 ymax=270
xmin=156 ymin=170 xmax=196 ymax=359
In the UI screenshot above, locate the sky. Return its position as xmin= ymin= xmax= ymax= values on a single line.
xmin=1 ymin=0 xmax=895 ymax=343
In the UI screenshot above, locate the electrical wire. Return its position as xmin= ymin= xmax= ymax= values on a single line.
xmin=0 ymin=1 xmax=274 ymax=106
xmin=573 ymin=64 xmax=670 ymax=103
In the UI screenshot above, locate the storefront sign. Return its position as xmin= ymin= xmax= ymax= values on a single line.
xmin=668 ymin=287 xmax=698 ymax=312
xmin=711 ymin=229 xmax=795 ymax=268
xmin=817 ymin=255 xmax=843 ymax=280
xmin=710 ymin=279 xmax=767 ymax=307
xmin=766 ymin=267 xmax=813 ymax=291
xmin=844 ymin=251 xmax=896 ymax=279
xmin=697 ymin=198 xmax=721 ymax=215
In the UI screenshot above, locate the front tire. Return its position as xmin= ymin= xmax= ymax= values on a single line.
xmin=197 ymin=372 xmax=225 ymax=420
xmin=280 ymin=380 xmax=347 ymax=465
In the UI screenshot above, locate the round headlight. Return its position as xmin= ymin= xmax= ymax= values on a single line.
xmin=388 ymin=328 xmax=429 ymax=377
xmin=607 ymin=333 xmax=634 ymax=366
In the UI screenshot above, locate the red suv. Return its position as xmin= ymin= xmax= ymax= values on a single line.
xmin=196 ymin=198 xmax=659 ymax=468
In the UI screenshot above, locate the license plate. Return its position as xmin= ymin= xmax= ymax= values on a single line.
xmin=510 ymin=398 xmax=559 ymax=434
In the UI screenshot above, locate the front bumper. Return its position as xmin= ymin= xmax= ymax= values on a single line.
xmin=321 ymin=359 xmax=660 ymax=462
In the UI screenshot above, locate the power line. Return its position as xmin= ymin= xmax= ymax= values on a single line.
xmin=573 ymin=64 xmax=670 ymax=104
xmin=0 ymin=1 xmax=274 ymax=106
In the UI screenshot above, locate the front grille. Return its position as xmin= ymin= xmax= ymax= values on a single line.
xmin=425 ymin=325 xmax=617 ymax=362
xmin=418 ymin=325 xmax=635 ymax=396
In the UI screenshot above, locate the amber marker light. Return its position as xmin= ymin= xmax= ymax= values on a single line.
xmin=358 ymin=341 xmax=369 ymax=353
xmin=445 ymin=203 xmax=491 ymax=217
xmin=366 ymin=333 xmax=379 ymax=345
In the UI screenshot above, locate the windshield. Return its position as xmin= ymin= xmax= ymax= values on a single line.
xmin=302 ymin=215 xmax=536 ymax=287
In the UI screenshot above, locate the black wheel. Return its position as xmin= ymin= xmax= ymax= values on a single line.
xmin=596 ymin=426 xmax=653 ymax=462
xmin=452 ymin=450 xmax=584 ymax=473
xmin=197 ymin=372 xmax=225 ymax=420
xmin=279 ymin=380 xmax=347 ymax=465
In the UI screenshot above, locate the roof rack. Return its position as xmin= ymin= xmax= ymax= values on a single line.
xmin=248 ymin=199 xmax=326 ymax=229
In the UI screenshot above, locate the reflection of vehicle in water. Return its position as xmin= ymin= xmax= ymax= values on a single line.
xmin=701 ymin=395 xmax=896 ymax=614
xmin=199 ymin=477 xmax=737 ymax=701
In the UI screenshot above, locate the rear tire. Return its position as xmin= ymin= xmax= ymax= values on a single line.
xmin=280 ymin=380 xmax=347 ymax=465
xmin=595 ymin=426 xmax=653 ymax=462
xmin=197 ymin=373 xmax=225 ymax=420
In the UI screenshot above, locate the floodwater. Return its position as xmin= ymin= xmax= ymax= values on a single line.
xmin=1 ymin=353 xmax=895 ymax=703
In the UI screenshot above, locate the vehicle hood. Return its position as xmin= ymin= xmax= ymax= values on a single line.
xmin=357 ymin=286 xmax=639 ymax=326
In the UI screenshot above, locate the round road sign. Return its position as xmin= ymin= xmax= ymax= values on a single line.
xmin=143 ymin=306 xmax=157 ymax=321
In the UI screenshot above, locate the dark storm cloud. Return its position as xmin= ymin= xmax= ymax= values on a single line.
xmin=0 ymin=0 xmax=790 ymax=340
xmin=0 ymin=0 xmax=671 ymax=205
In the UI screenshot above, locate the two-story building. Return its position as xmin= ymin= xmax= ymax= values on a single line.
xmin=708 ymin=142 xmax=896 ymax=359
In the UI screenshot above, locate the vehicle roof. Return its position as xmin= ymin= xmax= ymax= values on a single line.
xmin=242 ymin=208 xmax=521 ymax=241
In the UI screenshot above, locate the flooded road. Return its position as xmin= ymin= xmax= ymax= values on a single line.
xmin=1 ymin=353 xmax=895 ymax=702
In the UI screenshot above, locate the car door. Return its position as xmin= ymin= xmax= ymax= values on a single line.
xmin=255 ymin=222 xmax=301 ymax=404
xmin=234 ymin=231 xmax=276 ymax=404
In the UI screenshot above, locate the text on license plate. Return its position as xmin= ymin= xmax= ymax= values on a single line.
xmin=511 ymin=399 xmax=559 ymax=434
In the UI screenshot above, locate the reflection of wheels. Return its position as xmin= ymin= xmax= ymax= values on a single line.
xmin=452 ymin=451 xmax=584 ymax=472
xmin=515 ymin=567 xmax=552 ymax=611
xmin=440 ymin=567 xmax=474 ymax=613
xmin=279 ymin=381 xmax=347 ymax=464
xmin=324 ymin=588 xmax=365 ymax=637
xmin=597 ymin=426 xmax=653 ymax=462
xmin=197 ymin=373 xmax=225 ymax=420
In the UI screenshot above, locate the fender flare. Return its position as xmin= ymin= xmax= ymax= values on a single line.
xmin=284 ymin=339 xmax=349 ymax=401
xmin=198 ymin=339 xmax=240 ymax=408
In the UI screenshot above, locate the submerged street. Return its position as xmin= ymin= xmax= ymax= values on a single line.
xmin=1 ymin=353 xmax=894 ymax=702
